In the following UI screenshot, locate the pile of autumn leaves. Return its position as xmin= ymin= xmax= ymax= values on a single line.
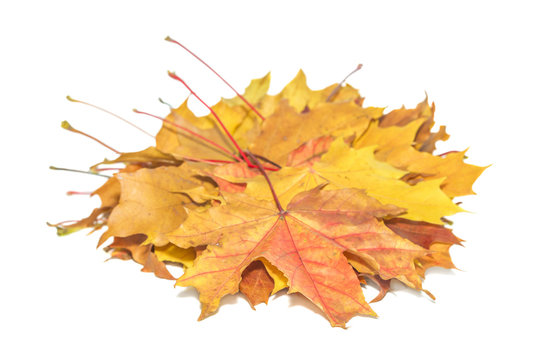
xmin=52 ymin=71 xmax=485 ymax=327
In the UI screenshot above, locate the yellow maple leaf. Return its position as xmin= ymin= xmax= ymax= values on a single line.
xmin=258 ymin=70 xmax=363 ymax=115
xmin=250 ymin=101 xmax=383 ymax=166
xmin=99 ymin=164 xmax=219 ymax=247
xmin=220 ymin=138 xmax=462 ymax=224
xmin=354 ymin=118 xmax=487 ymax=197
xmin=154 ymin=243 xmax=196 ymax=268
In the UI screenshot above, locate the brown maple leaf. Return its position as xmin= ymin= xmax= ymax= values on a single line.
xmin=239 ymin=261 xmax=275 ymax=308
xmin=385 ymin=218 xmax=462 ymax=282
xmin=239 ymin=258 xmax=288 ymax=308
xmin=105 ymin=234 xmax=175 ymax=280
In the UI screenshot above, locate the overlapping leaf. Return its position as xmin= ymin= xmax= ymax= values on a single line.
xmin=164 ymin=187 xmax=428 ymax=327
xmin=52 ymin=67 xmax=484 ymax=328
xmin=218 ymin=138 xmax=463 ymax=224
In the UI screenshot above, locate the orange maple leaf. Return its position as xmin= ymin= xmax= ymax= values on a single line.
xmin=164 ymin=185 xmax=427 ymax=327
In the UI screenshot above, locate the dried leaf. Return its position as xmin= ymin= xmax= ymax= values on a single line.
xmin=239 ymin=261 xmax=275 ymax=308
xmin=53 ymin=64 xmax=485 ymax=328
xmin=154 ymin=243 xmax=196 ymax=268
xmin=225 ymin=138 xmax=462 ymax=224
xmin=106 ymin=235 xmax=175 ymax=280
xmin=250 ymin=101 xmax=382 ymax=166
xmin=99 ymin=164 xmax=218 ymax=247
xmin=365 ymin=275 xmax=392 ymax=303
xmin=164 ymin=187 xmax=430 ymax=327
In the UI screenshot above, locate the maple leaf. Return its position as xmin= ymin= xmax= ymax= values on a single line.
xmin=385 ymin=218 xmax=463 ymax=278
xmin=379 ymin=97 xmax=446 ymax=153
xmin=256 ymin=70 xmax=364 ymax=115
xmin=354 ymin=117 xmax=487 ymax=197
xmin=53 ymin=39 xmax=485 ymax=327
xmin=286 ymin=135 xmax=334 ymax=167
xmin=153 ymin=243 xmax=197 ymax=268
xmin=364 ymin=275 xmax=392 ymax=303
xmin=105 ymin=234 xmax=176 ymax=280
xmin=219 ymin=138 xmax=462 ymax=224
xmin=154 ymin=73 xmax=276 ymax=162
xmin=385 ymin=147 xmax=487 ymax=198
xmin=163 ymin=186 xmax=428 ymax=327
xmin=239 ymin=261 xmax=274 ymax=308
xmin=155 ymin=100 xmax=245 ymax=161
xmin=239 ymin=258 xmax=288 ymax=308
xmin=99 ymin=163 xmax=219 ymax=247
xmin=250 ymin=101 xmax=382 ymax=166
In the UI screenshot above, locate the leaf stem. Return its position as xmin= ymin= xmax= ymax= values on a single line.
xmin=181 ymin=156 xmax=236 ymax=165
xmin=437 ymin=150 xmax=459 ymax=157
xmin=133 ymin=109 xmax=243 ymax=163
xmin=246 ymin=152 xmax=284 ymax=213
xmin=326 ymin=64 xmax=363 ymax=102
xmin=49 ymin=166 xmax=111 ymax=178
xmin=165 ymin=36 xmax=266 ymax=122
xmin=61 ymin=121 xmax=121 ymax=154
xmin=252 ymin=153 xmax=282 ymax=170
xmin=66 ymin=191 xmax=93 ymax=196
xmin=158 ymin=97 xmax=173 ymax=109
xmin=168 ymin=72 xmax=252 ymax=165
xmin=94 ymin=167 xmax=124 ymax=172
xmin=66 ymin=96 xmax=154 ymax=138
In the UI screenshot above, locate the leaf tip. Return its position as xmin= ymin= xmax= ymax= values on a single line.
xmin=423 ymin=289 xmax=436 ymax=301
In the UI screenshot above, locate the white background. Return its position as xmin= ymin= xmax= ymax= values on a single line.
xmin=1 ymin=1 xmax=539 ymax=359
